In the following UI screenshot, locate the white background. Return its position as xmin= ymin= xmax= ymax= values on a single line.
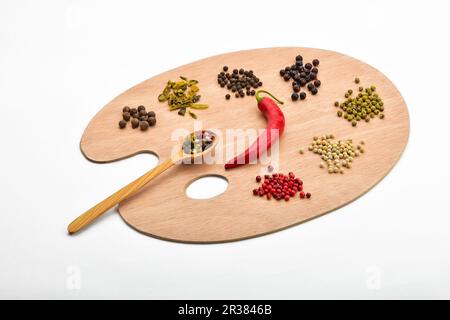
xmin=1 ymin=0 xmax=449 ymax=299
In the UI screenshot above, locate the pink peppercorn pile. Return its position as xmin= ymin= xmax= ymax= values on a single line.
xmin=252 ymin=171 xmax=311 ymax=201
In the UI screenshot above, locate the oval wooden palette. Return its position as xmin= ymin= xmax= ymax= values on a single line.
xmin=80 ymin=47 xmax=409 ymax=243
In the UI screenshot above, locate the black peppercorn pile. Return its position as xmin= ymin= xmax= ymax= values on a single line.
xmin=217 ymin=66 xmax=262 ymax=100
xmin=119 ymin=105 xmax=156 ymax=131
xmin=279 ymin=55 xmax=321 ymax=101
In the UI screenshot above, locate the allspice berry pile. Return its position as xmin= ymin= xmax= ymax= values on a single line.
xmin=334 ymin=84 xmax=384 ymax=127
xmin=119 ymin=105 xmax=156 ymax=131
xmin=279 ymin=55 xmax=321 ymax=101
xmin=308 ymin=135 xmax=365 ymax=174
xmin=217 ymin=66 xmax=262 ymax=99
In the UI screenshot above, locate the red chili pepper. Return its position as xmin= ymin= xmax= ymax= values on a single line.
xmin=224 ymin=90 xmax=285 ymax=170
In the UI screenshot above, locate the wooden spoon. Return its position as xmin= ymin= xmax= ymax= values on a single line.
xmin=67 ymin=130 xmax=218 ymax=235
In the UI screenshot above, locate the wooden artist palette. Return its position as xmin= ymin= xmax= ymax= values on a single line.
xmin=80 ymin=47 xmax=409 ymax=243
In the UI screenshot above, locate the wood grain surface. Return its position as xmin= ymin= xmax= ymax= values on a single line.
xmin=80 ymin=47 xmax=409 ymax=243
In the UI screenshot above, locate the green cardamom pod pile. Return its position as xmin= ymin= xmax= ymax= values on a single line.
xmin=158 ymin=76 xmax=208 ymax=118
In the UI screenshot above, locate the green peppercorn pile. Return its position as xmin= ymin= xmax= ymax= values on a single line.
xmin=334 ymin=84 xmax=385 ymax=127
xmin=308 ymin=135 xmax=365 ymax=174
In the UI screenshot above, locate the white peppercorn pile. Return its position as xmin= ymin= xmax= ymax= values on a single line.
xmin=307 ymin=135 xmax=365 ymax=174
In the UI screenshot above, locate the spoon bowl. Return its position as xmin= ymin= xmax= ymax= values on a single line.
xmin=175 ymin=129 xmax=219 ymax=163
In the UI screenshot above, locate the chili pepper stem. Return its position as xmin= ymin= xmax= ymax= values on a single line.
xmin=255 ymin=90 xmax=284 ymax=105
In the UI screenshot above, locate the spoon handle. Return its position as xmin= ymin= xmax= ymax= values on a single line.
xmin=67 ymin=158 xmax=175 ymax=234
